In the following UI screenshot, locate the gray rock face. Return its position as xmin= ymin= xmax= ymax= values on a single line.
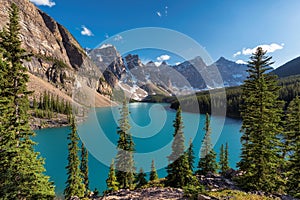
xmin=88 ymin=44 xmax=120 ymax=71
xmin=213 ymin=57 xmax=248 ymax=87
xmin=198 ymin=171 xmax=240 ymax=191
xmin=173 ymin=56 xmax=208 ymax=89
xmin=101 ymin=187 xmax=184 ymax=200
xmin=97 ymin=76 xmax=113 ymax=96
xmin=0 ymin=0 xmax=102 ymax=95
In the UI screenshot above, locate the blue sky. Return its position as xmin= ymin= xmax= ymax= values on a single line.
xmin=31 ymin=0 xmax=300 ymax=68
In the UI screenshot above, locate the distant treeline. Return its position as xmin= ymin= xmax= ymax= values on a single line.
xmin=149 ymin=74 xmax=300 ymax=118
xmin=31 ymin=91 xmax=72 ymax=118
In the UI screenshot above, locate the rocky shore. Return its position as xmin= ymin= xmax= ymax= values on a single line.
xmin=30 ymin=114 xmax=69 ymax=130
xmin=80 ymin=169 xmax=298 ymax=200
xmin=30 ymin=113 xmax=88 ymax=130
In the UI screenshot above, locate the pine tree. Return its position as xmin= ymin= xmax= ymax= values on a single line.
xmin=51 ymin=93 xmax=54 ymax=111
xmin=64 ymin=115 xmax=85 ymax=199
xmin=197 ymin=113 xmax=218 ymax=176
xmin=135 ymin=168 xmax=147 ymax=188
xmin=0 ymin=3 xmax=54 ymax=199
xmin=149 ymin=159 xmax=159 ymax=181
xmin=115 ymin=100 xmax=135 ymax=189
xmin=224 ymin=143 xmax=229 ymax=170
xmin=186 ymin=138 xmax=195 ymax=171
xmin=43 ymin=90 xmax=49 ymax=111
xmin=166 ymin=107 xmax=193 ymax=188
xmin=39 ymin=94 xmax=43 ymax=109
xmin=219 ymin=143 xmax=230 ymax=175
xmin=0 ymin=52 xmax=15 ymax=198
xmin=105 ymin=159 xmax=119 ymax=193
xmin=55 ymin=94 xmax=59 ymax=112
xmin=32 ymin=96 xmax=38 ymax=109
xmin=237 ymin=47 xmax=284 ymax=192
xmin=80 ymin=143 xmax=89 ymax=196
xmin=284 ymin=96 xmax=300 ymax=197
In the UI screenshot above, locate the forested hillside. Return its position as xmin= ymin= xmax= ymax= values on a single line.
xmin=170 ymin=74 xmax=300 ymax=118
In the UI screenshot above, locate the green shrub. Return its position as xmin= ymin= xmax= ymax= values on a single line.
xmin=183 ymin=184 xmax=205 ymax=200
xmin=141 ymin=178 xmax=165 ymax=189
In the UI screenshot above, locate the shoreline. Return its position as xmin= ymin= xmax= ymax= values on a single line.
xmin=31 ymin=101 xmax=242 ymax=131
xmin=30 ymin=103 xmax=119 ymax=130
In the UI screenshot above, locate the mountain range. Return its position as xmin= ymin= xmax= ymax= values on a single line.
xmin=87 ymin=45 xmax=249 ymax=100
xmin=0 ymin=0 xmax=299 ymax=103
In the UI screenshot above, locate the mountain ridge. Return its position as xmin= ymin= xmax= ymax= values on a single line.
xmin=273 ymin=56 xmax=300 ymax=78
xmin=89 ymin=44 xmax=249 ymax=98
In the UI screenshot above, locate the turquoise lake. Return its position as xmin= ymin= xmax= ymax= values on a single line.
xmin=34 ymin=103 xmax=242 ymax=197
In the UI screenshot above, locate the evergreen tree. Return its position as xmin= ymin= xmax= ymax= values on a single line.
xmin=32 ymin=96 xmax=38 ymax=109
xmin=135 ymin=168 xmax=147 ymax=188
xmin=224 ymin=143 xmax=229 ymax=170
xmin=197 ymin=113 xmax=218 ymax=175
xmin=219 ymin=143 xmax=230 ymax=175
xmin=284 ymin=96 xmax=300 ymax=197
xmin=55 ymin=94 xmax=60 ymax=112
xmin=115 ymin=100 xmax=135 ymax=189
xmin=64 ymin=115 xmax=85 ymax=199
xmin=50 ymin=93 xmax=55 ymax=112
xmin=0 ymin=3 xmax=55 ymax=199
xmin=80 ymin=143 xmax=89 ymax=196
xmin=149 ymin=159 xmax=159 ymax=181
xmin=166 ymin=108 xmax=193 ymax=188
xmin=186 ymin=138 xmax=195 ymax=171
xmin=43 ymin=91 xmax=49 ymax=111
xmin=39 ymin=94 xmax=43 ymax=110
xmin=105 ymin=159 xmax=119 ymax=193
xmin=237 ymin=47 xmax=284 ymax=192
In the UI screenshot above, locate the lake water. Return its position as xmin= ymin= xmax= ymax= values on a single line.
xmin=34 ymin=103 xmax=242 ymax=197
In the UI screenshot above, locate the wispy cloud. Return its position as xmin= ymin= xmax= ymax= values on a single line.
xmin=157 ymin=54 xmax=170 ymax=61
xmin=30 ymin=0 xmax=55 ymax=7
xmin=114 ymin=35 xmax=123 ymax=41
xmin=234 ymin=43 xmax=284 ymax=57
xmin=236 ymin=60 xmax=247 ymax=65
xmin=233 ymin=51 xmax=241 ymax=57
xmin=165 ymin=6 xmax=168 ymax=16
xmin=156 ymin=6 xmax=168 ymax=18
xmin=81 ymin=26 xmax=93 ymax=36
xmin=105 ymin=33 xmax=109 ymax=39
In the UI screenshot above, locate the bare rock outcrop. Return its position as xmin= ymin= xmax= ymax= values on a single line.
xmin=100 ymin=187 xmax=185 ymax=200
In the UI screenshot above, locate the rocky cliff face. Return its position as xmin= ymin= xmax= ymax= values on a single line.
xmin=0 ymin=0 xmax=104 ymax=96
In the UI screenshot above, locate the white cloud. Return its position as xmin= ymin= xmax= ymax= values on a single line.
xmin=236 ymin=60 xmax=247 ymax=65
xmin=233 ymin=51 xmax=241 ymax=57
xmin=105 ymin=33 xmax=109 ymax=39
xmin=165 ymin=6 xmax=168 ymax=16
xmin=156 ymin=12 xmax=162 ymax=17
xmin=81 ymin=26 xmax=93 ymax=36
xmin=30 ymin=0 xmax=55 ymax=7
xmin=114 ymin=35 xmax=123 ymax=41
xmin=157 ymin=54 xmax=170 ymax=61
xmin=242 ymin=43 xmax=284 ymax=55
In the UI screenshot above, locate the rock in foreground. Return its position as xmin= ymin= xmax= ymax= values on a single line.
xmin=100 ymin=187 xmax=184 ymax=200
